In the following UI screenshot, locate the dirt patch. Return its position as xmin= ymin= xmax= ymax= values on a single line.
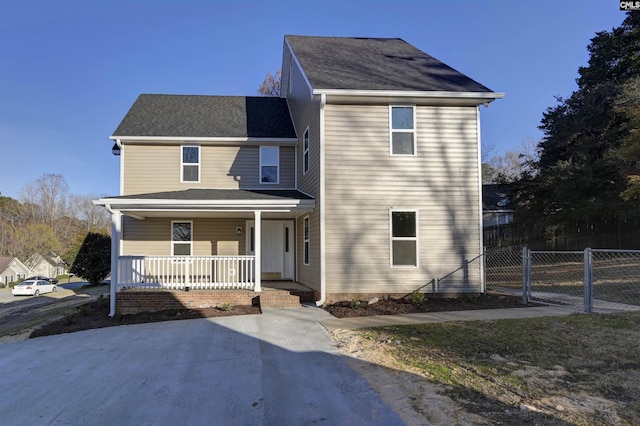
xmin=332 ymin=328 xmax=489 ymax=425
xmin=324 ymin=291 xmax=535 ymax=318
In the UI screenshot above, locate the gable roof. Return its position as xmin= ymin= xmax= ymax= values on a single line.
xmin=112 ymin=95 xmax=296 ymax=139
xmin=285 ymin=35 xmax=495 ymax=93
xmin=0 ymin=256 xmax=28 ymax=274
xmin=0 ymin=257 xmax=15 ymax=273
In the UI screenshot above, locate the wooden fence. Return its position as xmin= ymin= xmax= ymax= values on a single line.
xmin=484 ymin=216 xmax=640 ymax=251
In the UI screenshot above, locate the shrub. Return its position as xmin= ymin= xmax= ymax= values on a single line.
xmin=350 ymin=299 xmax=362 ymax=310
xmin=70 ymin=232 xmax=111 ymax=286
xmin=411 ymin=290 xmax=426 ymax=306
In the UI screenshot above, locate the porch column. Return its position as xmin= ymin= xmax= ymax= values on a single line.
xmin=109 ymin=209 xmax=122 ymax=317
xmin=254 ymin=211 xmax=261 ymax=292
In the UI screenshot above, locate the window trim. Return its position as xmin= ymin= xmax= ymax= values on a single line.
xmin=181 ymin=145 xmax=201 ymax=183
xmin=171 ymin=220 xmax=193 ymax=256
xmin=303 ymin=127 xmax=310 ymax=174
xmin=389 ymin=209 xmax=419 ymax=268
xmin=303 ymin=216 xmax=310 ymax=265
xmin=389 ymin=105 xmax=417 ymax=156
xmin=260 ymin=146 xmax=280 ymax=184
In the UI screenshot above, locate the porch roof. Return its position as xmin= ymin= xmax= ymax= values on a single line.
xmin=95 ymin=189 xmax=315 ymax=219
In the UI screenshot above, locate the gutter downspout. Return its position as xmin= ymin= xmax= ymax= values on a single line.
xmin=476 ymin=106 xmax=486 ymax=293
xmin=106 ymin=205 xmax=121 ymax=317
xmin=316 ymin=93 xmax=327 ymax=306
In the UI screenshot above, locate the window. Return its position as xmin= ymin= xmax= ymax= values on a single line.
xmin=390 ymin=210 xmax=418 ymax=267
xmin=260 ymin=146 xmax=279 ymax=184
xmin=390 ymin=106 xmax=416 ymax=155
xmin=172 ymin=221 xmax=192 ymax=256
xmin=303 ymin=216 xmax=310 ymax=265
xmin=181 ymin=145 xmax=200 ymax=182
xmin=303 ymin=128 xmax=310 ymax=174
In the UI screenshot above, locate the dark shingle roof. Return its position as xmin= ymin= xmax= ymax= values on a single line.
xmin=111 ymin=189 xmax=314 ymax=201
xmin=285 ymin=35 xmax=493 ymax=93
xmin=112 ymin=95 xmax=296 ymax=138
xmin=482 ymin=184 xmax=513 ymax=211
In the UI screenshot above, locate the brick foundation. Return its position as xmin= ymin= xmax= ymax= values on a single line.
xmin=116 ymin=289 xmax=258 ymax=315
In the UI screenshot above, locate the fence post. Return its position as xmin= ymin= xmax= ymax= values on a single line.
xmin=584 ymin=247 xmax=593 ymax=313
xmin=522 ymin=246 xmax=530 ymax=304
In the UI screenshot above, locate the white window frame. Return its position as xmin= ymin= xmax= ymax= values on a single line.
xmin=181 ymin=145 xmax=200 ymax=183
xmin=303 ymin=216 xmax=310 ymax=265
xmin=389 ymin=209 xmax=419 ymax=268
xmin=389 ymin=105 xmax=417 ymax=156
xmin=171 ymin=220 xmax=193 ymax=256
xmin=303 ymin=127 xmax=310 ymax=174
xmin=260 ymin=146 xmax=280 ymax=184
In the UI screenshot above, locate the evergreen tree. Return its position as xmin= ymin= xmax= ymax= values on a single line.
xmin=516 ymin=13 xmax=640 ymax=225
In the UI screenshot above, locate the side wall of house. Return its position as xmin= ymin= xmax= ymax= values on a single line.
xmin=324 ymin=103 xmax=482 ymax=295
xmin=122 ymin=144 xmax=296 ymax=195
xmin=284 ymin=45 xmax=322 ymax=293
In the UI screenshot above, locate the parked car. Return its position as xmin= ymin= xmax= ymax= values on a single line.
xmin=12 ymin=279 xmax=58 ymax=296
xmin=25 ymin=275 xmax=58 ymax=285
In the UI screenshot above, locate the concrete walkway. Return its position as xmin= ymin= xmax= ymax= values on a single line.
xmin=0 ymin=305 xmax=404 ymax=425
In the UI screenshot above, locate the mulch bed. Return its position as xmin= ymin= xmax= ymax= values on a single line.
xmin=30 ymin=291 xmax=535 ymax=338
xmin=30 ymin=300 xmax=260 ymax=339
xmin=324 ymin=291 xmax=537 ymax=318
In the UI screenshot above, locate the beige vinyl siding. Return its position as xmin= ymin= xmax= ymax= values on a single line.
xmin=284 ymin=45 xmax=322 ymax=292
xmin=296 ymin=213 xmax=320 ymax=291
xmin=324 ymin=104 xmax=481 ymax=294
xmin=122 ymin=217 xmax=247 ymax=256
xmin=122 ymin=143 xmax=296 ymax=195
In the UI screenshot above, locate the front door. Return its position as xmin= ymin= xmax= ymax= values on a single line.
xmin=246 ymin=220 xmax=294 ymax=280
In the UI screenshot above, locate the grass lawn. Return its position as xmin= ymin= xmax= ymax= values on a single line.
xmin=363 ymin=312 xmax=640 ymax=425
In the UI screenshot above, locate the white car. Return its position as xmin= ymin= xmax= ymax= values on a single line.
xmin=12 ymin=279 xmax=58 ymax=297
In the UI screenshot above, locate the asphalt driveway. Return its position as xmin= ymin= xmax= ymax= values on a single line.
xmin=0 ymin=306 xmax=403 ymax=425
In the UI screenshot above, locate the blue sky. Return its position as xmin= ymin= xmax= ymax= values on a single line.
xmin=0 ymin=0 xmax=627 ymax=200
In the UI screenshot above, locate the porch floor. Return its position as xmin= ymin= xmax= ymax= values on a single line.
xmin=261 ymin=281 xmax=313 ymax=292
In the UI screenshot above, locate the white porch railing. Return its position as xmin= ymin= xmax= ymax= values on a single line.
xmin=116 ymin=255 xmax=256 ymax=291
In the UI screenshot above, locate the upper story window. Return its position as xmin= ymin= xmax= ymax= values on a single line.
xmin=181 ymin=145 xmax=200 ymax=182
xmin=390 ymin=106 xmax=416 ymax=156
xmin=260 ymin=146 xmax=279 ymax=184
xmin=303 ymin=127 xmax=310 ymax=174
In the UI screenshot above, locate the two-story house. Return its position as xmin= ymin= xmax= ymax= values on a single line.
xmin=96 ymin=35 xmax=503 ymax=315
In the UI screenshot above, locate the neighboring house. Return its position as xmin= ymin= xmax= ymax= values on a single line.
xmin=25 ymin=252 xmax=68 ymax=279
xmin=0 ymin=257 xmax=30 ymax=286
xmin=483 ymin=184 xmax=514 ymax=227
xmin=96 ymin=35 xmax=503 ymax=314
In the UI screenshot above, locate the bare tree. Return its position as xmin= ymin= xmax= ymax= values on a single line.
xmin=69 ymin=193 xmax=111 ymax=232
xmin=258 ymin=69 xmax=281 ymax=96
xmin=20 ymin=174 xmax=69 ymax=231
xmin=486 ymin=138 xmax=540 ymax=183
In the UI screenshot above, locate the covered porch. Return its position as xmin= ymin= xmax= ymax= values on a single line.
xmin=95 ymin=189 xmax=315 ymax=315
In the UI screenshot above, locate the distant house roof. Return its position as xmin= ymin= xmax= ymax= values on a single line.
xmin=285 ymin=35 xmax=494 ymax=93
xmin=0 ymin=257 xmax=16 ymax=272
xmin=483 ymin=184 xmax=514 ymax=211
xmin=112 ymin=95 xmax=296 ymax=139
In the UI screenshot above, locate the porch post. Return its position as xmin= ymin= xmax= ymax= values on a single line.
xmin=254 ymin=211 xmax=261 ymax=292
xmin=109 ymin=209 xmax=122 ymax=317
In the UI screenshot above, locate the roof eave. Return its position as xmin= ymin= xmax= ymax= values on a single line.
xmin=314 ymin=88 xmax=505 ymax=100
xmin=109 ymin=136 xmax=298 ymax=144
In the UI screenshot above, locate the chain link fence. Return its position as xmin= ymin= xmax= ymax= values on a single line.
xmin=485 ymin=248 xmax=640 ymax=313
